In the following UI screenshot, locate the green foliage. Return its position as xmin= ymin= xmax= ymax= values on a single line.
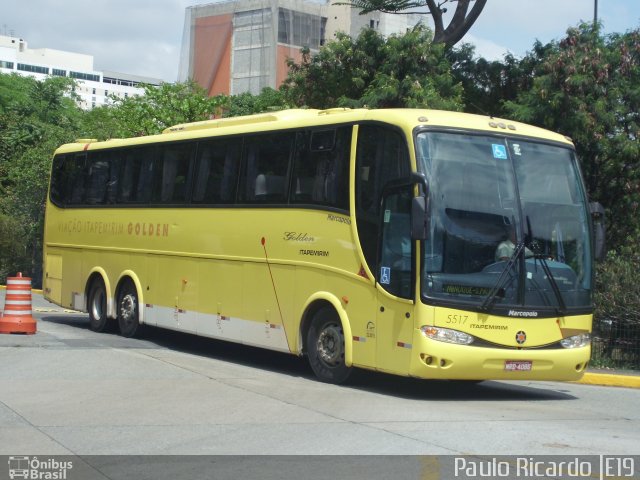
xmin=335 ymin=0 xmax=425 ymax=14
xmin=595 ymin=251 xmax=640 ymax=326
xmin=592 ymin=251 xmax=640 ymax=369
xmin=223 ymin=88 xmax=291 ymax=117
xmin=282 ymin=26 xmax=463 ymax=110
xmin=503 ymin=24 xmax=640 ymax=252
xmin=94 ymin=80 xmax=226 ymax=137
xmin=0 ymin=73 xmax=81 ymax=284
xmin=450 ymin=41 xmax=553 ymax=116
xmin=0 ymin=213 xmax=29 ymax=280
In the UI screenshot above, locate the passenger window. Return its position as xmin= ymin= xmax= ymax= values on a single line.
xmin=291 ymin=126 xmax=351 ymax=210
xmin=118 ymin=146 xmax=157 ymax=203
xmin=192 ymin=138 xmax=241 ymax=204
xmin=155 ymin=143 xmax=194 ymax=204
xmin=239 ymin=133 xmax=293 ymax=203
xmin=50 ymin=154 xmax=86 ymax=206
xmin=85 ymin=152 xmax=110 ymax=205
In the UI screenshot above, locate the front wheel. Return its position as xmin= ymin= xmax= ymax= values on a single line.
xmin=306 ymin=308 xmax=352 ymax=384
xmin=117 ymin=281 xmax=144 ymax=338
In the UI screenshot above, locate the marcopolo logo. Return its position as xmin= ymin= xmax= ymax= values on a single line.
xmin=8 ymin=456 xmax=73 ymax=480
xmin=507 ymin=310 xmax=539 ymax=318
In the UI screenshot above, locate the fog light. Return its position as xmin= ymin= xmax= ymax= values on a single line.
xmin=560 ymin=333 xmax=591 ymax=348
xmin=420 ymin=326 xmax=474 ymax=345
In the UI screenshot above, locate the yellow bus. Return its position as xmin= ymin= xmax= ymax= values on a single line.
xmin=43 ymin=108 xmax=604 ymax=383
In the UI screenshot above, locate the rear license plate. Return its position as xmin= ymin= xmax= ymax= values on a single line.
xmin=504 ymin=360 xmax=532 ymax=371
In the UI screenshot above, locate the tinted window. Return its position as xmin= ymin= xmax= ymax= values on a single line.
xmin=239 ymin=132 xmax=293 ymax=203
xmin=291 ymin=126 xmax=351 ymax=210
xmin=355 ymin=125 xmax=410 ymax=271
xmin=192 ymin=138 xmax=241 ymax=204
xmin=85 ymin=152 xmax=111 ymax=205
xmin=155 ymin=143 xmax=194 ymax=204
xmin=117 ymin=146 xmax=157 ymax=203
xmin=50 ymin=153 xmax=86 ymax=206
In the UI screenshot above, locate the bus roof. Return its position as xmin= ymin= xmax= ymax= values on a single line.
xmin=57 ymin=108 xmax=573 ymax=154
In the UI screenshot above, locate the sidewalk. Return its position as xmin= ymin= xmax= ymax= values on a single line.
xmin=1 ymin=285 xmax=639 ymax=389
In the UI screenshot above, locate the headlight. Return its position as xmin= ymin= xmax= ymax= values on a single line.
xmin=420 ymin=326 xmax=474 ymax=345
xmin=560 ymin=333 xmax=591 ymax=348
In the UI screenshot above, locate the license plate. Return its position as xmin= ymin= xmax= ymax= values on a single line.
xmin=504 ymin=360 xmax=532 ymax=371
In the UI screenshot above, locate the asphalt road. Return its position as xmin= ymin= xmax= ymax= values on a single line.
xmin=1 ymin=293 xmax=639 ymax=460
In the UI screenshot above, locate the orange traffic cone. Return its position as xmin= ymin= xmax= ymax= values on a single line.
xmin=0 ymin=273 xmax=37 ymax=334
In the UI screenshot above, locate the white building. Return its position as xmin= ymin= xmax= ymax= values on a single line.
xmin=0 ymin=35 xmax=162 ymax=109
xmin=325 ymin=2 xmax=427 ymax=39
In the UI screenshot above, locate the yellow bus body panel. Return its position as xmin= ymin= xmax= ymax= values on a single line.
xmin=43 ymin=108 xmax=588 ymax=382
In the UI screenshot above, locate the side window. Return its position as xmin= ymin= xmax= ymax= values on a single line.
xmin=85 ymin=152 xmax=111 ymax=205
xmin=50 ymin=154 xmax=68 ymax=206
xmin=355 ymin=124 xmax=410 ymax=271
xmin=239 ymin=132 xmax=293 ymax=203
xmin=192 ymin=138 xmax=241 ymax=204
xmin=50 ymin=153 xmax=86 ymax=206
xmin=155 ymin=142 xmax=194 ymax=204
xmin=379 ymin=187 xmax=413 ymax=298
xmin=118 ymin=146 xmax=157 ymax=203
xmin=291 ymin=126 xmax=351 ymax=210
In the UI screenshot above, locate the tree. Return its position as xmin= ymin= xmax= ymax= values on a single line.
xmin=282 ymin=25 xmax=463 ymax=110
xmin=223 ymin=88 xmax=291 ymax=117
xmin=102 ymin=80 xmax=226 ymax=137
xmin=504 ymin=24 xmax=640 ymax=253
xmin=335 ymin=0 xmax=487 ymax=48
xmin=0 ymin=73 xmax=82 ymax=284
xmin=450 ymin=41 xmax=553 ymax=116
xmin=0 ymin=213 xmax=29 ymax=280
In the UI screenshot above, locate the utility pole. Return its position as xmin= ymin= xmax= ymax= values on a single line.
xmin=594 ymin=0 xmax=598 ymax=25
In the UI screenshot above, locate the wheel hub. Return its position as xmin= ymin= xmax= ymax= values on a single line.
xmin=316 ymin=324 xmax=343 ymax=366
xmin=120 ymin=294 xmax=136 ymax=323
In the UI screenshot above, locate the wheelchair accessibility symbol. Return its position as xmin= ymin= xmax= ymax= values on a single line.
xmin=380 ymin=267 xmax=391 ymax=285
xmin=492 ymin=144 xmax=508 ymax=159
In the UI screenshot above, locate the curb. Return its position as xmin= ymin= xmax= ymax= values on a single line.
xmin=574 ymin=372 xmax=640 ymax=389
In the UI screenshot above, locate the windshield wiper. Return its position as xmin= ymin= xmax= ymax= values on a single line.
xmin=533 ymin=254 xmax=567 ymax=315
xmin=479 ymin=241 xmax=525 ymax=312
xmin=525 ymin=217 xmax=567 ymax=315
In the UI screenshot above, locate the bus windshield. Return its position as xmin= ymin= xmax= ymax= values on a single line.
xmin=416 ymin=131 xmax=593 ymax=313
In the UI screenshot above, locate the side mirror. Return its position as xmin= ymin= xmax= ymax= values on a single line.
xmin=412 ymin=196 xmax=428 ymax=240
xmin=589 ymin=202 xmax=606 ymax=261
xmin=380 ymin=172 xmax=430 ymax=241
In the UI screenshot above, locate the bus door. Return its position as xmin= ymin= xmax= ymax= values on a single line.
xmin=376 ymin=186 xmax=415 ymax=375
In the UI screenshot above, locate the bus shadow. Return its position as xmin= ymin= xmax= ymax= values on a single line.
xmin=41 ymin=315 xmax=311 ymax=376
xmin=41 ymin=315 xmax=578 ymax=401
xmin=346 ymin=369 xmax=578 ymax=401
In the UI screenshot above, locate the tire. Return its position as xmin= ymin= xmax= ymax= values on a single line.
xmin=306 ymin=307 xmax=352 ymax=384
xmin=117 ymin=280 xmax=144 ymax=338
xmin=88 ymin=279 xmax=113 ymax=332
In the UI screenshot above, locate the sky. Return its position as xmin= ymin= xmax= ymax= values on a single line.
xmin=2 ymin=0 xmax=640 ymax=83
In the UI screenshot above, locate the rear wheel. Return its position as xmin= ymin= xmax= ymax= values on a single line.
xmin=88 ymin=279 xmax=113 ymax=332
xmin=117 ymin=280 xmax=144 ymax=338
xmin=306 ymin=307 xmax=352 ymax=384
